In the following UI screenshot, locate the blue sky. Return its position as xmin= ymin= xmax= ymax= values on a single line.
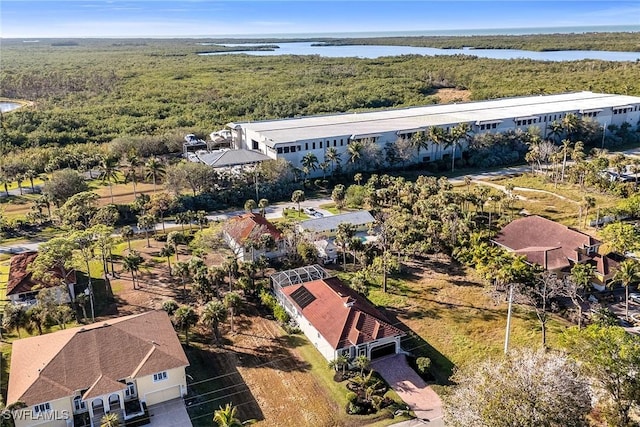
xmin=2 ymin=1 xmax=639 ymax=38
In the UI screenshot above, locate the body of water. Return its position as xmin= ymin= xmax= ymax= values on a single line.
xmin=199 ymin=42 xmax=640 ymax=62
xmin=0 ymin=102 xmax=22 ymax=113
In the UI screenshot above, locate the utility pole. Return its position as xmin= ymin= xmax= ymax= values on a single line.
xmin=504 ymin=283 xmax=514 ymax=354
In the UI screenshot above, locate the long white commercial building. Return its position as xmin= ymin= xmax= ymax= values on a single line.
xmin=227 ymin=91 xmax=640 ymax=176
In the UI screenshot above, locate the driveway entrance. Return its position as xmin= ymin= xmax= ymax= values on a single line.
xmin=371 ymin=354 xmax=443 ymax=426
xmin=147 ymin=398 xmax=192 ymax=427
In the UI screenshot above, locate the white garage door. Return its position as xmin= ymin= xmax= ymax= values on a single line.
xmin=145 ymin=385 xmax=182 ymax=406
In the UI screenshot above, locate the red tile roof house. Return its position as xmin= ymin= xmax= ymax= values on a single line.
xmin=7 ymin=251 xmax=77 ymax=307
xmin=7 ymin=310 xmax=190 ymax=427
xmin=271 ymin=265 xmax=404 ymax=363
xmin=222 ymin=213 xmax=286 ymax=262
xmin=492 ymin=215 xmax=620 ymax=289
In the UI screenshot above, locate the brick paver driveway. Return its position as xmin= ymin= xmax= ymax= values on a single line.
xmin=371 ymin=354 xmax=444 ymax=426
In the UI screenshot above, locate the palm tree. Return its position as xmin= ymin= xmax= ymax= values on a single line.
xmin=201 ymin=299 xmax=227 ymax=344
xmin=224 ymin=292 xmax=242 ymax=334
xmin=100 ymin=412 xmax=121 ymax=427
xmin=354 ymin=355 xmax=370 ymax=377
xmin=173 ymin=261 xmax=190 ymax=300
xmin=258 ymin=198 xmax=269 ymax=217
xmin=145 ymin=157 xmax=166 ymax=193
xmin=137 ymin=214 xmax=156 ymax=247
xmin=173 ymin=305 xmax=199 ymax=346
xmin=159 ymin=244 xmax=175 ymax=273
xmin=428 ymin=126 xmax=448 ymax=161
xmin=325 ymin=147 xmax=341 ymax=175
xmin=336 ymin=223 xmax=356 ymax=265
xmin=99 ymin=155 xmax=120 ymax=204
xmin=213 ymin=403 xmax=243 ymax=427
xmin=196 ymin=210 xmax=208 ymax=231
xmin=24 ymin=169 xmax=37 ymax=193
xmin=122 ymin=251 xmax=143 ymax=290
xmin=561 ymin=113 xmax=580 ymax=142
xmin=410 ymin=130 xmax=429 ymax=160
xmin=124 ymin=152 xmax=141 ymax=197
xmin=449 ymin=123 xmax=472 ymax=172
xmin=120 ymin=225 xmax=135 ymax=251
xmin=613 ymin=260 xmax=640 ymax=321
xmin=301 ymin=153 xmax=319 ymax=179
xmin=547 ymin=120 xmax=564 ymax=143
xmin=347 ymin=140 xmax=364 ymax=171
xmin=560 ymin=139 xmax=573 ymax=182
xmin=291 ymin=190 xmax=305 ymax=216
xmin=244 ymin=199 xmax=257 ymax=214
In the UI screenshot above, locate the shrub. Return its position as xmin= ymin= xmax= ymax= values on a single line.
xmin=273 ymin=305 xmax=290 ymax=324
xmin=162 ymin=299 xmax=178 ymax=315
xmin=345 ymin=392 xmax=357 ymax=403
xmin=416 ymin=357 xmax=432 ymax=375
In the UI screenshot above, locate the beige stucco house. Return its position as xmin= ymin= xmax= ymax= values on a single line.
xmin=7 ymin=310 xmax=190 ymax=427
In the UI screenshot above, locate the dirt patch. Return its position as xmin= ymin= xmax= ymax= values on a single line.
xmin=433 ymin=88 xmax=471 ymax=104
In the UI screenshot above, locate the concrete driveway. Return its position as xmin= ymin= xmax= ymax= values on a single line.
xmin=371 ymin=354 xmax=444 ymax=426
xmin=147 ymin=398 xmax=193 ymax=427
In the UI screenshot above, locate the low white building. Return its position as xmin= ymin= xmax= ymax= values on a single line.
xmin=297 ymin=210 xmax=375 ymax=239
xmin=272 ymin=265 xmax=404 ymax=362
xmin=227 ymin=91 xmax=640 ymax=176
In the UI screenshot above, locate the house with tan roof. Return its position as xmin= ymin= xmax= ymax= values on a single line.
xmin=271 ymin=265 xmax=404 ymax=362
xmin=7 ymin=310 xmax=190 ymax=427
xmin=7 ymin=251 xmax=76 ymax=307
xmin=493 ymin=215 xmax=620 ymax=287
xmin=223 ymin=213 xmax=286 ymax=262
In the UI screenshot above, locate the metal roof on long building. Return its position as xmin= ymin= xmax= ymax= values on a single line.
xmin=229 ymin=92 xmax=640 ymax=145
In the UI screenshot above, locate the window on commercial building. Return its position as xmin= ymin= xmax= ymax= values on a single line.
xmin=277 ymin=147 xmax=283 ymax=154
xmin=312 ymin=142 xmax=316 ymax=150
xmin=252 ymin=140 xmax=259 ymax=150
xmin=492 ymin=123 xmax=497 ymax=129
xmin=340 ymin=139 xmax=344 ymax=146
xmin=333 ymin=140 xmax=337 ymax=147
xmin=290 ymin=146 xmax=296 ymax=153
xmin=305 ymin=143 xmax=308 ymax=150
xmin=319 ymin=141 xmax=323 ymax=149
xmin=283 ymin=147 xmax=290 ymax=154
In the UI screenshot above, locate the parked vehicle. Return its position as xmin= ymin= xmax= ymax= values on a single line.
xmin=629 ymin=293 xmax=640 ymax=304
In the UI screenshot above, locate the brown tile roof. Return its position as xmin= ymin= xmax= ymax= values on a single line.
xmin=282 ymin=277 xmax=403 ymax=350
xmin=7 ymin=310 xmax=189 ymax=406
xmin=7 ymin=252 xmax=76 ymax=296
xmin=493 ymin=215 xmax=600 ymax=271
xmin=224 ymin=213 xmax=282 ymax=245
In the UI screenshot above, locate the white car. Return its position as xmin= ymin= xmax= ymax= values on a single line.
xmin=629 ymin=293 xmax=640 ymax=304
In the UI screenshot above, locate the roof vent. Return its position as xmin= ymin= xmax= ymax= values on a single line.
xmin=151 ymin=340 xmax=158 ymax=346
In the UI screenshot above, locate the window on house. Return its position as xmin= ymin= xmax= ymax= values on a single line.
xmin=73 ymin=397 xmax=86 ymax=412
xmin=252 ymin=140 xmax=259 ymax=150
xmin=153 ymin=371 xmax=168 ymax=382
xmin=33 ymin=403 xmax=51 ymax=414
xmin=125 ymin=382 xmax=136 ymax=398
